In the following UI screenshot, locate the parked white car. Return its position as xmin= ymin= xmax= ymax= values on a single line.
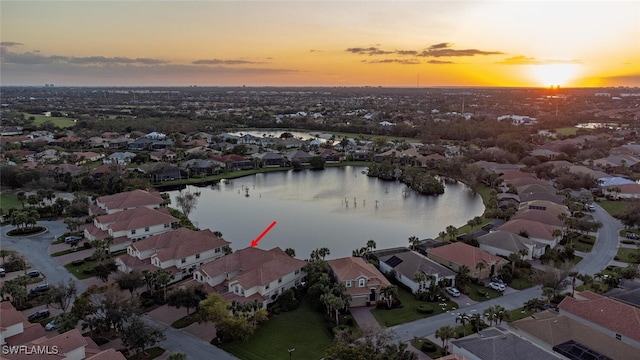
xmin=489 ymin=281 xmax=506 ymax=292
xmin=445 ymin=287 xmax=461 ymax=297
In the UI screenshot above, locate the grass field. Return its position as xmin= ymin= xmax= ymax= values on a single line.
xmin=372 ymin=287 xmax=458 ymax=327
xmin=411 ymin=337 xmax=444 ymax=359
xmin=616 ymin=247 xmax=640 ymax=263
xmin=0 ymin=192 xmax=22 ymax=212
xmin=27 ymin=114 xmax=76 ymax=128
xmin=221 ymin=299 xmax=334 ymax=360
xmin=465 ymin=283 xmax=502 ymax=302
xmin=596 ymin=200 xmax=628 ymax=217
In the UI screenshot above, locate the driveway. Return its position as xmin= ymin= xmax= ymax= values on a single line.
xmin=350 ymin=306 xmax=381 ymax=331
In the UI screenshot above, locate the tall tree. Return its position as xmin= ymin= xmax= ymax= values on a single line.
xmin=175 ymin=189 xmax=200 ymax=219
xmin=435 ymin=325 xmax=455 ymax=354
xmin=121 ymin=316 xmax=165 ymax=356
xmin=456 ymin=312 xmax=470 ymax=337
xmin=46 ymin=279 xmax=78 ymax=312
xmin=115 ymin=270 xmax=145 ymax=298
xmin=408 ymin=236 xmax=420 ymax=251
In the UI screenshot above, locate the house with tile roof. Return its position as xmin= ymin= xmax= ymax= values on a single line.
xmin=84 ymin=207 xmax=178 ymax=252
xmin=497 ymin=219 xmax=562 ymax=248
xmin=450 ymin=326 xmax=561 ymax=360
xmin=115 ymin=228 xmax=230 ymax=281
xmin=327 ymin=257 xmax=392 ymax=307
xmin=558 ymin=290 xmax=640 ymax=349
xmin=1 ymin=301 xmax=26 ymax=345
xmin=193 ymin=247 xmax=306 ymax=307
xmin=426 ymin=242 xmax=508 ymax=279
xmin=477 ymin=230 xmax=543 ymax=260
xmin=511 ymin=310 xmax=640 ymax=360
xmin=603 ymin=183 xmax=640 ymax=199
xmin=92 ymin=189 xmax=165 ymax=215
xmin=378 ymin=249 xmax=456 ymax=293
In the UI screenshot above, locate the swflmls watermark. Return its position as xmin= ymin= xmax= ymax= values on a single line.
xmin=2 ymin=345 xmax=60 ymax=355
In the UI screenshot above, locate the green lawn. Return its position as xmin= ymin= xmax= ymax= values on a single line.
xmin=372 ymin=287 xmax=458 ymax=327
xmin=465 ymin=283 xmax=502 ymax=302
xmin=506 ymin=307 xmax=536 ymax=322
xmin=28 ymin=114 xmax=77 ymax=128
xmin=0 ymin=192 xmax=22 ymax=212
xmin=221 ymin=299 xmax=334 ymax=360
xmin=64 ymin=260 xmax=97 ymax=280
xmin=171 ymin=315 xmax=197 ymax=329
xmin=573 ymin=239 xmax=595 ymax=253
xmin=127 ymin=346 xmax=165 ymax=360
xmin=596 ymin=200 xmax=628 ymax=217
xmin=616 ymin=247 xmax=640 ymax=263
xmin=510 ymin=268 xmax=536 ymax=290
xmin=51 ymin=248 xmax=81 ymax=257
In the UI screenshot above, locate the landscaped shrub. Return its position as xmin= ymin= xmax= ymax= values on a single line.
xmin=82 ymin=268 xmax=95 ymax=275
xmin=417 ymin=304 xmax=434 ymax=314
xmin=71 ymin=259 xmax=85 ymax=266
xmin=477 ymin=289 xmax=489 ymax=297
xmin=140 ymin=298 xmax=156 ymax=308
xmin=16 ymin=303 xmax=33 ymax=311
xmin=83 ymin=242 xmax=91 ymax=249
xmin=621 ymin=240 xmax=635 ymax=245
xmin=578 ymin=237 xmax=595 ymax=244
xmin=92 ymin=337 xmax=110 ymax=346
xmin=421 ymin=342 xmax=436 ymax=352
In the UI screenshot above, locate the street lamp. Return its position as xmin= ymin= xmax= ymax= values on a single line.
xmin=288 ymin=348 xmax=295 ymax=360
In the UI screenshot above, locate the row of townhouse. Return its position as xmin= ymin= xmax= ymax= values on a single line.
xmin=0 ymin=301 xmax=126 ymax=360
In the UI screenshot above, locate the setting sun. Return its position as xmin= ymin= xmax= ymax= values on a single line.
xmin=529 ymin=64 xmax=581 ymax=88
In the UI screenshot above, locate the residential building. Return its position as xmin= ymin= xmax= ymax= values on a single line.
xmin=477 ymin=230 xmax=543 ymax=260
xmin=327 ymin=257 xmax=392 ymax=307
xmin=512 ymin=310 xmax=640 ymax=360
xmin=451 ymin=326 xmax=562 ymax=360
xmin=115 ymin=228 xmax=230 ymax=281
xmin=497 ymin=219 xmax=562 ymax=249
xmin=558 ymin=291 xmax=640 ymax=349
xmin=91 ymin=189 xmax=165 ymax=215
xmin=84 ymin=207 xmax=178 ymax=252
xmin=426 ymin=242 xmax=508 ymax=279
xmin=193 ymin=247 xmax=306 ymax=307
xmin=378 ymin=249 xmax=456 ymax=293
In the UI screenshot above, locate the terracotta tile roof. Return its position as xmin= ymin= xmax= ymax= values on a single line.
xmin=96 ymin=189 xmax=164 ymax=212
xmin=132 ymin=228 xmax=230 ymax=262
xmin=427 ymin=242 xmax=508 ymax=268
xmin=500 ymin=170 xmax=536 ymax=181
xmin=517 ymin=200 xmax=570 ymax=217
xmin=558 ymin=290 xmax=640 ymax=343
xmin=85 ymin=348 xmax=128 ymax=360
xmin=511 ymin=209 xmax=565 ymax=227
xmin=117 ymin=253 xmax=152 ymax=268
xmin=4 ymin=322 xmax=46 ymax=346
xmin=513 ymin=310 xmax=640 ymax=360
xmin=0 ymin=301 xmax=24 ymax=329
xmin=327 ymin=257 xmax=392 ymax=295
xmin=96 ymin=207 xmax=177 ymax=232
xmin=84 ymin=224 xmax=110 ymax=240
xmin=497 ymin=219 xmax=561 ymax=241
xmin=32 ymin=328 xmax=87 ymax=355
xmin=607 ymin=183 xmax=640 ymax=194
xmin=199 ymin=247 xmax=305 ymax=289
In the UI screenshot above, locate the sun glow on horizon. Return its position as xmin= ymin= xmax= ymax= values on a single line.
xmin=529 ymin=64 xmax=581 ymax=88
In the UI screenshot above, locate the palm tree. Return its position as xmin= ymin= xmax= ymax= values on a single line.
xmin=508 ymin=252 xmax=520 ymax=277
xmin=542 ymin=287 xmax=556 ymax=306
xmin=413 ymin=272 xmax=427 ymax=293
xmin=438 ymin=231 xmax=447 ymax=240
xmin=366 ymin=239 xmax=377 ymax=253
xmin=470 ymin=313 xmax=484 ymax=333
xmin=17 ymin=191 xmax=26 ymax=209
xmin=494 ymin=305 xmax=508 ymax=324
xmin=456 ymin=312 xmax=470 ymax=337
xmin=523 ymin=298 xmax=544 ymax=313
xmin=408 ymin=236 xmax=420 ymax=251
xmin=456 ymin=265 xmax=471 ymax=288
xmin=435 ymin=325 xmax=455 ymax=354
xmin=381 ymin=285 xmax=399 ymax=309
xmin=483 ymin=306 xmax=496 ymax=326
xmin=318 ymin=247 xmax=330 ymax=260
xmin=284 ymin=248 xmax=296 ymax=257
xmin=446 ymin=225 xmax=458 ymax=241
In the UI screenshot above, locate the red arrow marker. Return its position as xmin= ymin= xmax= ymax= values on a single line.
xmin=250 ymin=221 xmax=277 ymax=248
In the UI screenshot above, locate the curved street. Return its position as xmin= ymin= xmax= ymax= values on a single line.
xmin=390 ymin=201 xmax=624 ymax=342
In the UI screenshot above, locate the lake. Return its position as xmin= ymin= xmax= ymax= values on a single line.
xmin=166 ymin=166 xmax=484 ymax=259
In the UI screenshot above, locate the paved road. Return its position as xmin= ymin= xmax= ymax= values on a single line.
xmin=1 ymin=220 xmax=87 ymax=293
xmin=390 ymin=202 xmax=624 ymax=341
xmin=573 ymin=203 xmax=624 ymax=276
xmin=2 ymin=221 xmax=238 ymax=359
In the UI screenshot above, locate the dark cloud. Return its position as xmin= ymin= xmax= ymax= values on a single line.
xmin=67 ymin=56 xmax=169 ymax=65
xmin=427 ymin=42 xmax=452 ymax=50
xmin=192 ymin=59 xmax=266 ymax=65
xmin=363 ymin=59 xmax=420 ymax=65
xmin=497 ymin=56 xmax=582 ymax=65
xmin=346 ymin=47 xmax=393 ymax=56
xmin=0 ymin=42 xmax=24 ymax=47
xmin=395 ymin=50 xmax=418 ymax=56
xmin=1 ymin=49 xmax=169 ymax=66
xmin=419 ymin=49 xmax=503 ymax=57
xmin=427 ymin=60 xmax=453 ymax=64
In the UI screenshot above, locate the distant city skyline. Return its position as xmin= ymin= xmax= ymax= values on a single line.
xmin=1 ymin=1 xmax=639 ymax=88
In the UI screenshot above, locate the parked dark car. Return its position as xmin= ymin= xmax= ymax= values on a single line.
xmin=626 ymin=232 xmax=639 ymax=240
xmin=29 ymin=284 xmax=49 ymax=294
xmin=65 ymin=236 xmax=82 ymax=244
xmin=27 ymin=270 xmax=40 ymax=278
xmin=27 ymin=309 xmax=50 ymax=321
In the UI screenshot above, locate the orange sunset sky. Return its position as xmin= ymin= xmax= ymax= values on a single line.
xmin=1 ymin=0 xmax=639 ymax=88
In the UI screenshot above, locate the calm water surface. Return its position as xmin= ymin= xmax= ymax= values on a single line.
xmin=167 ymin=166 xmax=483 ymax=259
